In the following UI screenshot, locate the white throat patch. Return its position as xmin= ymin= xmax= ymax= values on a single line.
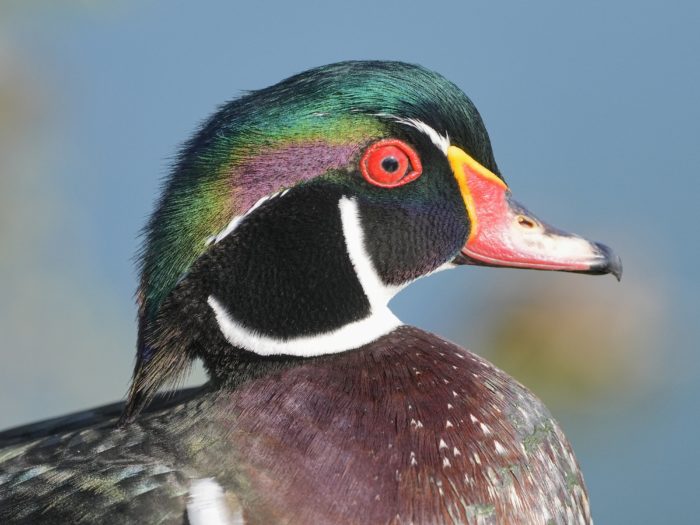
xmin=208 ymin=197 xmax=402 ymax=357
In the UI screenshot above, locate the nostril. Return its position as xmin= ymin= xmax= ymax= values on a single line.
xmin=517 ymin=215 xmax=536 ymax=229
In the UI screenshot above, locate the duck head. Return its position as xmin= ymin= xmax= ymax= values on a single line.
xmin=124 ymin=61 xmax=621 ymax=417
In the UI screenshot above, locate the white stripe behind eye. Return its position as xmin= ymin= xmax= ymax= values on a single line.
xmin=375 ymin=114 xmax=450 ymax=155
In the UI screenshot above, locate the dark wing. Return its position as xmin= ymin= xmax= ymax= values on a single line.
xmin=0 ymin=388 xmax=219 ymax=525
xmin=0 ymin=387 xmax=203 ymax=448
xmin=0 ymin=457 xmax=193 ymax=524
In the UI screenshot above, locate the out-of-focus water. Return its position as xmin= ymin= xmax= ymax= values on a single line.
xmin=1 ymin=2 xmax=698 ymax=522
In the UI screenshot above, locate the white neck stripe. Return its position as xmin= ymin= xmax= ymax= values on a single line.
xmin=208 ymin=197 xmax=402 ymax=357
xmin=208 ymin=296 xmax=401 ymax=357
xmin=338 ymin=196 xmax=403 ymax=305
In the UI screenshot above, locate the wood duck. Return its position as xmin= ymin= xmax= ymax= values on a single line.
xmin=0 ymin=61 xmax=621 ymax=524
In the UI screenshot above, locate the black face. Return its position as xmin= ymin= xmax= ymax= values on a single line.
xmin=349 ymin=128 xmax=469 ymax=285
xmin=190 ymin=183 xmax=371 ymax=339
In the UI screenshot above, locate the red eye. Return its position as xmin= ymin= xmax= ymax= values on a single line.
xmin=360 ymin=139 xmax=422 ymax=188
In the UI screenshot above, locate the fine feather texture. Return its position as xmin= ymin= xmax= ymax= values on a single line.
xmin=204 ymin=196 xmax=403 ymax=357
xmin=1 ymin=328 xmax=591 ymax=524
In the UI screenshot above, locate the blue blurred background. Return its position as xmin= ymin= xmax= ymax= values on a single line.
xmin=0 ymin=1 xmax=697 ymax=522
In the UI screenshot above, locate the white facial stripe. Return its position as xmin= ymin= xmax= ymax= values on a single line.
xmin=338 ymin=196 xmax=404 ymax=305
xmin=207 ymin=197 xmax=403 ymax=357
xmin=186 ymin=478 xmax=237 ymax=525
xmin=376 ymin=114 xmax=450 ymax=155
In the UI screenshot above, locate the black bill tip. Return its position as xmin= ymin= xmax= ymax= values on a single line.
xmin=589 ymin=242 xmax=623 ymax=281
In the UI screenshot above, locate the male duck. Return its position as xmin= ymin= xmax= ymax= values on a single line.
xmin=0 ymin=61 xmax=621 ymax=524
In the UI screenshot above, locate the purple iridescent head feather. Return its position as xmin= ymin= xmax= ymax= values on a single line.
xmin=233 ymin=142 xmax=361 ymax=212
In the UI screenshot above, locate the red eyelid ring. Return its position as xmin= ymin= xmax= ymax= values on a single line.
xmin=360 ymin=139 xmax=423 ymax=188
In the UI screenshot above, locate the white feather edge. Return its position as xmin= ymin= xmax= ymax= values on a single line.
xmin=186 ymin=478 xmax=239 ymax=525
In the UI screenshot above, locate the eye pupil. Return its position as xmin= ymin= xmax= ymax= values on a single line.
xmin=381 ymin=156 xmax=400 ymax=173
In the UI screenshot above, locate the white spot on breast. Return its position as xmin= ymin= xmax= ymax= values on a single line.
xmin=453 ymin=447 xmax=461 ymax=456
xmin=487 ymin=484 xmax=497 ymax=499
xmin=439 ymin=438 xmax=448 ymax=450
xmin=443 ymin=457 xmax=451 ymax=468
xmin=494 ymin=440 xmax=507 ymax=455
xmin=446 ymin=420 xmax=454 ymax=428
xmin=470 ymin=414 xmax=479 ymax=423
xmin=480 ymin=422 xmax=491 ymax=435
